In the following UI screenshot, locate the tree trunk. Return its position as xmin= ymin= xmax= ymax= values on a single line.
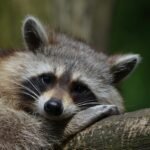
xmin=64 ymin=109 xmax=150 ymax=150
xmin=53 ymin=0 xmax=115 ymax=51
xmin=0 ymin=0 xmax=115 ymax=51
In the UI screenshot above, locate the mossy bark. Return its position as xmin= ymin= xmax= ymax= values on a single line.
xmin=64 ymin=109 xmax=150 ymax=150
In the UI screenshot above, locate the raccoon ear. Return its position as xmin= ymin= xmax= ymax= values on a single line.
xmin=108 ymin=54 xmax=141 ymax=84
xmin=22 ymin=16 xmax=48 ymax=51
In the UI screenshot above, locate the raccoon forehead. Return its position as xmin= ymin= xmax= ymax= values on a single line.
xmin=43 ymin=45 xmax=109 ymax=72
xmin=2 ymin=49 xmax=110 ymax=83
xmin=2 ymin=52 xmax=66 ymax=79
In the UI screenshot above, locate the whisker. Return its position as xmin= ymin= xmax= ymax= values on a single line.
xmin=76 ymin=100 xmax=99 ymax=106
xmin=16 ymin=83 xmax=39 ymax=98
xmin=77 ymin=103 xmax=99 ymax=107
xmin=76 ymin=100 xmax=96 ymax=105
xmin=76 ymin=101 xmax=100 ymax=107
xmin=20 ymin=91 xmax=37 ymax=101
xmin=4 ymin=79 xmax=39 ymax=99
xmin=23 ymin=77 xmax=41 ymax=95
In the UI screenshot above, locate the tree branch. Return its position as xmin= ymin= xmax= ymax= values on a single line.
xmin=64 ymin=109 xmax=150 ymax=149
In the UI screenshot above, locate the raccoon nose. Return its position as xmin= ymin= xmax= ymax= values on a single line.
xmin=44 ymin=98 xmax=63 ymax=116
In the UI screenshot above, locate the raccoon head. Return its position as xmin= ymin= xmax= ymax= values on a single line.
xmin=0 ymin=16 xmax=141 ymax=120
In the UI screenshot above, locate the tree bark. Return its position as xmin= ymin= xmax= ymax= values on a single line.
xmin=53 ymin=0 xmax=115 ymax=51
xmin=64 ymin=109 xmax=150 ymax=150
xmin=0 ymin=0 xmax=115 ymax=51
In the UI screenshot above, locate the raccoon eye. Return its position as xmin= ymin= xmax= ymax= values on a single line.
xmin=40 ymin=73 xmax=55 ymax=85
xmin=71 ymin=82 xmax=89 ymax=94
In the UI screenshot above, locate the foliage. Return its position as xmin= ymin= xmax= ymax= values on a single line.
xmin=110 ymin=0 xmax=150 ymax=111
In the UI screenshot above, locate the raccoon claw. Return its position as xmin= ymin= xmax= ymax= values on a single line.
xmin=100 ymin=105 xmax=120 ymax=116
xmin=82 ymin=104 xmax=120 ymax=120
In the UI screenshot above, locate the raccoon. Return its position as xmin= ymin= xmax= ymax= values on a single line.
xmin=0 ymin=16 xmax=140 ymax=149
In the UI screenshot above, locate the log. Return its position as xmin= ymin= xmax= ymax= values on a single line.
xmin=64 ymin=109 xmax=150 ymax=150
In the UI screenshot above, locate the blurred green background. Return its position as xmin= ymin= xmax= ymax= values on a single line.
xmin=0 ymin=0 xmax=149 ymax=111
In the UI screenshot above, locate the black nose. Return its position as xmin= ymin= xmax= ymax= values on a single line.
xmin=44 ymin=98 xmax=63 ymax=116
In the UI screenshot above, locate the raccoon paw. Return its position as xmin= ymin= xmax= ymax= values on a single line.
xmin=63 ymin=104 xmax=120 ymax=141
xmin=99 ymin=104 xmax=120 ymax=116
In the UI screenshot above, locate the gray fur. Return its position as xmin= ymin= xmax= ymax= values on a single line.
xmin=0 ymin=16 xmax=141 ymax=149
